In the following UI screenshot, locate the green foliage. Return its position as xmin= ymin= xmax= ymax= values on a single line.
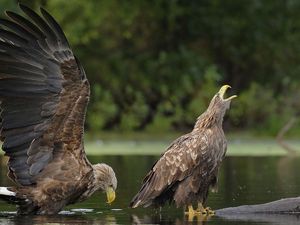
xmin=2 ymin=0 xmax=300 ymax=136
xmin=229 ymin=83 xmax=299 ymax=135
xmin=230 ymin=83 xmax=276 ymax=128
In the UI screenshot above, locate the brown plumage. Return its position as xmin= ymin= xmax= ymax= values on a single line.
xmin=130 ymin=85 xmax=236 ymax=213
xmin=0 ymin=4 xmax=117 ymax=214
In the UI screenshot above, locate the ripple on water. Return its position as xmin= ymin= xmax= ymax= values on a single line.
xmin=70 ymin=208 xmax=94 ymax=213
xmin=58 ymin=210 xmax=76 ymax=215
xmin=111 ymin=208 xmax=123 ymax=211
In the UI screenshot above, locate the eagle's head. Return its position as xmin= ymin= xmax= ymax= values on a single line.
xmin=208 ymin=84 xmax=237 ymax=113
xmin=92 ymin=163 xmax=117 ymax=204
xmin=195 ymin=85 xmax=237 ymax=129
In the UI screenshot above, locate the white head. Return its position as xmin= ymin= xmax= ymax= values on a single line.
xmin=93 ymin=163 xmax=117 ymax=204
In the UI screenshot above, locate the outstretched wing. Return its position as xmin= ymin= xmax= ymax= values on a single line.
xmin=130 ymin=129 xmax=224 ymax=208
xmin=0 ymin=4 xmax=91 ymax=186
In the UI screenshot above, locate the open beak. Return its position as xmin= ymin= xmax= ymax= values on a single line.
xmin=218 ymin=85 xmax=237 ymax=100
xmin=106 ymin=187 xmax=116 ymax=204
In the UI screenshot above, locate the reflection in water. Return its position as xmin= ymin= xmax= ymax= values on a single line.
xmin=131 ymin=213 xmax=214 ymax=225
xmin=1 ymin=212 xmax=300 ymax=225
xmin=216 ymin=213 xmax=300 ymax=225
xmin=131 ymin=212 xmax=300 ymax=225
xmin=0 ymin=212 xmax=119 ymax=225
xmin=0 ymin=155 xmax=299 ymax=225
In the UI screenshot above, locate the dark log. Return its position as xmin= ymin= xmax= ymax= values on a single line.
xmin=215 ymin=197 xmax=300 ymax=224
xmin=216 ymin=197 xmax=300 ymax=214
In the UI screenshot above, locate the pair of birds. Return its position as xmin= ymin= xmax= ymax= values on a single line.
xmin=0 ymin=5 xmax=236 ymax=215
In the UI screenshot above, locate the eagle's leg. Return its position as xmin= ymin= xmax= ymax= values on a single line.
xmin=196 ymin=202 xmax=205 ymax=213
xmin=184 ymin=205 xmax=195 ymax=215
xmin=184 ymin=205 xmax=196 ymax=221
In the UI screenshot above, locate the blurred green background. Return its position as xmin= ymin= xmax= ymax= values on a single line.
xmin=1 ymin=0 xmax=300 ymax=138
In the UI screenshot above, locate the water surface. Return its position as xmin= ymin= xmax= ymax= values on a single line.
xmin=0 ymin=154 xmax=300 ymax=224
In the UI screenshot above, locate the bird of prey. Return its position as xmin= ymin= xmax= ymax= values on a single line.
xmin=130 ymin=85 xmax=236 ymax=217
xmin=0 ymin=4 xmax=117 ymax=214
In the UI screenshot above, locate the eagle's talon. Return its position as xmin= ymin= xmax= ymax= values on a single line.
xmin=204 ymin=207 xmax=215 ymax=215
xmin=196 ymin=206 xmax=215 ymax=215
xmin=185 ymin=206 xmax=212 ymax=222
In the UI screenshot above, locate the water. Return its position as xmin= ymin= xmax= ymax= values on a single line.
xmin=0 ymin=155 xmax=300 ymax=224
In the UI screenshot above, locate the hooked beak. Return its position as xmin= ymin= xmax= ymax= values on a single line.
xmin=218 ymin=85 xmax=237 ymax=100
xmin=106 ymin=187 xmax=116 ymax=204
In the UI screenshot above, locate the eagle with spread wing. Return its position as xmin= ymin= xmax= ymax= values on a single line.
xmin=0 ymin=4 xmax=117 ymax=214
xmin=130 ymin=85 xmax=236 ymax=216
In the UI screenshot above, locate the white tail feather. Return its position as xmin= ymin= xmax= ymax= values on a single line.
xmin=131 ymin=200 xmax=141 ymax=208
xmin=0 ymin=187 xmax=15 ymax=196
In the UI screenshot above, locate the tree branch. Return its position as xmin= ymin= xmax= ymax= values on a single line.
xmin=276 ymin=117 xmax=299 ymax=154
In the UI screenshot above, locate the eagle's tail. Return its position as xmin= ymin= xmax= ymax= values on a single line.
xmin=129 ymin=180 xmax=151 ymax=208
xmin=129 ymin=193 xmax=145 ymax=208
xmin=0 ymin=187 xmax=37 ymax=214
xmin=129 ymin=172 xmax=158 ymax=208
xmin=0 ymin=187 xmax=18 ymax=203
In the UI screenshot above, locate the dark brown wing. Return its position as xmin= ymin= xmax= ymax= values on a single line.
xmin=130 ymin=129 xmax=224 ymax=208
xmin=0 ymin=4 xmax=91 ymax=186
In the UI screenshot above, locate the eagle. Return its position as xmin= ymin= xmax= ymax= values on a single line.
xmin=0 ymin=4 xmax=117 ymax=214
xmin=130 ymin=85 xmax=236 ymax=216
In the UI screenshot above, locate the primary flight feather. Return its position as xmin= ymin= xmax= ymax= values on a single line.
xmin=0 ymin=4 xmax=117 ymax=214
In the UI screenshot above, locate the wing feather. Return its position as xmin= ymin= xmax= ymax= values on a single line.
xmin=0 ymin=4 xmax=91 ymax=186
xmin=19 ymin=4 xmax=58 ymax=49
xmin=130 ymin=131 xmax=215 ymax=207
xmin=0 ymin=18 xmax=37 ymax=41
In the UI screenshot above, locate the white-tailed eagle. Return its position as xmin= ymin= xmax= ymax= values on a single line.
xmin=0 ymin=4 xmax=117 ymax=214
xmin=130 ymin=85 xmax=236 ymax=217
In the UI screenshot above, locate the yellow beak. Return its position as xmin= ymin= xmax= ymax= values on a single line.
xmin=218 ymin=85 xmax=237 ymax=100
xmin=106 ymin=187 xmax=116 ymax=204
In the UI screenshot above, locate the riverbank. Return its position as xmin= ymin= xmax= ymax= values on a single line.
xmin=85 ymin=137 xmax=300 ymax=156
